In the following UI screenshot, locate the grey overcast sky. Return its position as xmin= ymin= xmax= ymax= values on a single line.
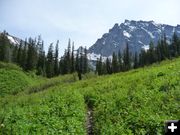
xmin=0 ymin=0 xmax=180 ymax=55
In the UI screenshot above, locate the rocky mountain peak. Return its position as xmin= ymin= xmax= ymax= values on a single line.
xmin=88 ymin=20 xmax=180 ymax=57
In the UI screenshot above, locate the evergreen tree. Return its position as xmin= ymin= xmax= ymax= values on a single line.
xmin=133 ymin=52 xmax=138 ymax=69
xmin=123 ymin=43 xmax=131 ymax=70
xmin=171 ymin=32 xmax=178 ymax=57
xmin=139 ymin=49 xmax=146 ymax=67
xmin=71 ymin=42 xmax=75 ymax=73
xmin=79 ymin=46 xmax=83 ymax=75
xmin=163 ymin=34 xmax=170 ymax=59
xmin=96 ymin=56 xmax=103 ymax=75
xmin=112 ymin=52 xmax=118 ymax=73
xmin=46 ymin=43 xmax=54 ymax=78
xmin=148 ymin=41 xmax=156 ymax=64
xmin=118 ymin=50 xmax=123 ymax=72
xmin=102 ymin=62 xmax=107 ymax=74
xmin=36 ymin=36 xmax=46 ymax=76
xmin=12 ymin=44 xmax=18 ymax=63
xmin=0 ymin=32 xmax=12 ymax=62
xmin=83 ymin=47 xmax=88 ymax=74
xmin=21 ymin=39 xmax=27 ymax=69
xmin=75 ymin=48 xmax=82 ymax=80
xmin=67 ymin=39 xmax=71 ymax=73
xmin=178 ymin=37 xmax=180 ymax=55
xmin=26 ymin=38 xmax=38 ymax=70
xmin=156 ymin=41 xmax=162 ymax=62
xmin=75 ymin=49 xmax=79 ymax=73
xmin=17 ymin=40 xmax=23 ymax=65
xmin=106 ymin=58 xmax=112 ymax=74
xmin=54 ymin=40 xmax=59 ymax=75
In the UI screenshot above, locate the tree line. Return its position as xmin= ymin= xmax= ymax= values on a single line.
xmin=0 ymin=31 xmax=89 ymax=79
xmin=1 ymin=31 xmax=180 ymax=78
xmin=96 ymin=33 xmax=180 ymax=75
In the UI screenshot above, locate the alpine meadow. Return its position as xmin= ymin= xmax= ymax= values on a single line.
xmin=1 ymin=0 xmax=180 ymax=134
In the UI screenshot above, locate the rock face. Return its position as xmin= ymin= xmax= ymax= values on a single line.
xmin=88 ymin=20 xmax=180 ymax=57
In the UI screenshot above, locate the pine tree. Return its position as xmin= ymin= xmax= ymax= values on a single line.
xmin=118 ymin=50 xmax=123 ymax=72
xmin=123 ymin=43 xmax=131 ymax=70
xmin=67 ymin=39 xmax=71 ymax=73
xmin=36 ymin=36 xmax=46 ymax=76
xmin=12 ymin=44 xmax=18 ymax=63
xmin=17 ymin=40 xmax=23 ymax=65
xmin=106 ymin=58 xmax=112 ymax=74
xmin=171 ymin=32 xmax=178 ymax=57
xmin=112 ymin=52 xmax=118 ymax=73
xmin=102 ymin=62 xmax=107 ymax=74
xmin=0 ymin=31 xmax=12 ymax=62
xmin=83 ymin=47 xmax=88 ymax=74
xmin=178 ymin=37 xmax=180 ymax=56
xmin=163 ymin=34 xmax=170 ymax=59
xmin=21 ymin=39 xmax=27 ymax=69
xmin=75 ymin=48 xmax=82 ymax=80
xmin=148 ymin=41 xmax=156 ymax=64
xmin=79 ymin=46 xmax=83 ymax=75
xmin=133 ymin=52 xmax=138 ymax=69
xmin=156 ymin=41 xmax=162 ymax=62
xmin=26 ymin=38 xmax=38 ymax=70
xmin=139 ymin=49 xmax=146 ymax=67
xmin=96 ymin=56 xmax=103 ymax=75
xmin=75 ymin=49 xmax=79 ymax=73
xmin=54 ymin=40 xmax=59 ymax=75
xmin=46 ymin=43 xmax=54 ymax=78
xmin=71 ymin=42 xmax=75 ymax=73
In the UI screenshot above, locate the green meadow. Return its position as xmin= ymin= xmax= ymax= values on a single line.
xmin=0 ymin=58 xmax=180 ymax=134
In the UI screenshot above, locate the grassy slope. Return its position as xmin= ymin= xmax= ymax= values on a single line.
xmin=0 ymin=58 xmax=180 ymax=134
xmin=0 ymin=62 xmax=35 ymax=97
xmin=0 ymin=62 xmax=80 ymax=97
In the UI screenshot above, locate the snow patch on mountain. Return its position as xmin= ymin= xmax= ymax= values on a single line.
xmin=87 ymin=53 xmax=106 ymax=61
xmin=87 ymin=53 xmax=113 ymax=62
xmin=142 ymin=45 xmax=149 ymax=51
xmin=141 ymin=27 xmax=155 ymax=39
xmin=7 ymin=35 xmax=20 ymax=45
xmin=123 ymin=30 xmax=131 ymax=38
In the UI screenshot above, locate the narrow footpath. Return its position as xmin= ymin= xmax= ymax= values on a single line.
xmin=86 ymin=105 xmax=94 ymax=135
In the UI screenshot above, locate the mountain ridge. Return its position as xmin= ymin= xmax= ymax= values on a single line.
xmin=88 ymin=20 xmax=180 ymax=57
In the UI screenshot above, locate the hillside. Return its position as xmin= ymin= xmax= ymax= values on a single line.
xmin=0 ymin=62 xmax=80 ymax=97
xmin=0 ymin=58 xmax=180 ymax=134
xmin=0 ymin=62 xmax=35 ymax=96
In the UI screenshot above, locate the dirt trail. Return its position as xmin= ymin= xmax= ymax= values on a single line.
xmin=86 ymin=106 xmax=94 ymax=135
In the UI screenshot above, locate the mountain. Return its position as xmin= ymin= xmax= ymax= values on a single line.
xmin=88 ymin=20 xmax=180 ymax=57
xmin=0 ymin=32 xmax=21 ymax=45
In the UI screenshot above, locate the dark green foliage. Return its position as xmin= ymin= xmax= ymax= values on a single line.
xmin=71 ymin=43 xmax=75 ymax=73
xmin=54 ymin=40 xmax=59 ymax=76
xmin=118 ymin=50 xmax=123 ymax=71
xmin=106 ymin=58 xmax=112 ymax=74
xmin=83 ymin=47 xmax=88 ymax=74
xmin=46 ymin=43 xmax=54 ymax=78
xmin=26 ymin=38 xmax=38 ymax=70
xmin=112 ymin=52 xmax=119 ymax=73
xmin=123 ymin=43 xmax=131 ymax=71
xmin=96 ymin=56 xmax=103 ymax=75
xmin=133 ymin=52 xmax=138 ymax=69
xmin=17 ymin=40 xmax=23 ymax=65
xmin=21 ymin=39 xmax=27 ymax=70
xmin=0 ymin=31 xmax=12 ymax=62
xmin=0 ymin=33 xmax=92 ymax=79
